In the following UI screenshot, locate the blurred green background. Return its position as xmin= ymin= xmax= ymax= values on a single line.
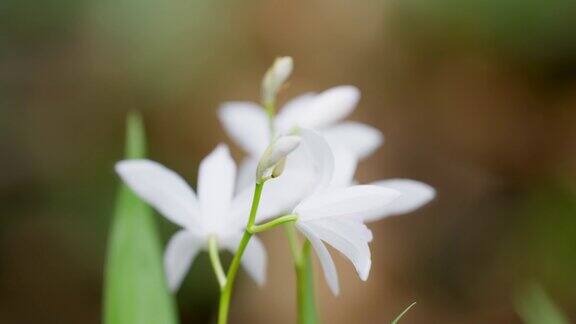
xmin=1 ymin=0 xmax=575 ymax=323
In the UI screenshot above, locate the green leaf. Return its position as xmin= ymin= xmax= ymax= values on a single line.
xmin=515 ymin=283 xmax=569 ymax=324
xmin=391 ymin=302 xmax=416 ymax=324
xmin=297 ymin=241 xmax=320 ymax=324
xmin=103 ymin=112 xmax=179 ymax=324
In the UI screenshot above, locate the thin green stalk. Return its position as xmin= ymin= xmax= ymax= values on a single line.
xmin=208 ymin=236 xmax=226 ymax=289
xmin=249 ymin=214 xmax=297 ymax=234
xmin=285 ymin=223 xmax=302 ymax=265
xmin=296 ymin=241 xmax=319 ymax=324
xmin=264 ymin=100 xmax=276 ymax=139
xmin=217 ymin=182 xmax=264 ymax=324
xmin=391 ymin=302 xmax=417 ymax=324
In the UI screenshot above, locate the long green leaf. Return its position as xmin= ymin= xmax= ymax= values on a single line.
xmin=103 ymin=112 xmax=178 ymax=324
xmin=297 ymin=241 xmax=320 ymax=324
xmin=515 ymin=283 xmax=569 ymax=324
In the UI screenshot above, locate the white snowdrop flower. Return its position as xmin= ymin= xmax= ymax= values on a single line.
xmin=115 ymin=144 xmax=266 ymax=292
xmin=256 ymin=135 xmax=301 ymax=181
xmin=262 ymin=56 xmax=293 ymax=104
xmin=291 ymin=130 xmax=402 ymax=295
xmin=218 ymin=85 xmax=383 ymax=193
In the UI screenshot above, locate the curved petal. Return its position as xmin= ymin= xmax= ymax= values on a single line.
xmin=299 ymin=86 xmax=360 ymax=129
xmin=323 ymin=122 xmax=384 ymax=159
xmin=115 ymin=159 xmax=199 ymax=229
xmin=197 ymin=144 xmax=236 ymax=231
xmin=275 ymin=92 xmax=316 ymax=132
xmin=361 ymin=179 xmax=436 ymax=222
xmin=297 ymin=222 xmax=340 ymax=295
xmin=305 ymin=218 xmax=372 ymax=281
xmin=295 ymin=185 xmax=401 ymax=222
xmin=164 ymin=230 xmax=203 ymax=292
xmin=221 ymin=234 xmax=267 ymax=286
xmin=330 ymin=145 xmax=358 ymax=188
xmin=300 ymin=129 xmax=335 ymax=193
xmin=218 ymin=102 xmax=270 ymax=156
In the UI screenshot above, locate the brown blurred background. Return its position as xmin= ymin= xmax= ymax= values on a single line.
xmin=1 ymin=0 xmax=576 ymax=323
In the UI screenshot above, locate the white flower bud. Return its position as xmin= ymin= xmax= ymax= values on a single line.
xmin=262 ymin=56 xmax=293 ymax=104
xmin=256 ymin=135 xmax=301 ymax=182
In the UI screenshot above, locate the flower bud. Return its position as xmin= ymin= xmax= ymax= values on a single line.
xmin=262 ymin=56 xmax=293 ymax=104
xmin=256 ymin=135 xmax=301 ymax=182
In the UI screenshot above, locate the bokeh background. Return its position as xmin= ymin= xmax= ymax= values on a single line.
xmin=1 ymin=0 xmax=576 ymax=323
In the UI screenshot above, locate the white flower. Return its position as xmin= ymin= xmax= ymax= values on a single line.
xmin=115 ymin=144 xmax=266 ymax=292
xmin=291 ymin=130 xmax=402 ymax=295
xmin=219 ymin=85 xmax=384 ymax=192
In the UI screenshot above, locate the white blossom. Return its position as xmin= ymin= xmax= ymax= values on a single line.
xmin=291 ymin=130 xmax=402 ymax=295
xmin=219 ymin=85 xmax=383 ymax=192
xmin=115 ymin=144 xmax=266 ymax=291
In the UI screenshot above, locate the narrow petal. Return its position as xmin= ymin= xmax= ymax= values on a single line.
xmin=299 ymin=86 xmax=360 ymax=129
xmin=221 ymin=234 xmax=267 ymax=286
xmin=295 ymin=185 xmax=401 ymax=222
xmin=297 ymin=222 xmax=340 ymax=295
xmin=275 ymin=92 xmax=316 ymax=132
xmin=115 ymin=159 xmax=199 ymax=228
xmin=218 ymin=102 xmax=270 ymax=156
xmin=304 ymin=218 xmax=372 ymax=280
xmin=300 ymin=129 xmax=335 ymax=193
xmin=330 ymin=145 xmax=358 ymax=188
xmin=323 ymin=122 xmax=384 ymax=159
xmin=164 ymin=230 xmax=203 ymax=292
xmin=197 ymin=144 xmax=236 ymax=231
xmin=361 ymin=179 xmax=436 ymax=222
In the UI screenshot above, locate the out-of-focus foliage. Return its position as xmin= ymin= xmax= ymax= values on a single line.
xmin=515 ymin=284 xmax=569 ymax=324
xmin=103 ymin=113 xmax=178 ymax=324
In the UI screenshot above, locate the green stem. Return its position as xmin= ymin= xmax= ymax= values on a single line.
xmin=264 ymin=100 xmax=276 ymax=139
xmin=249 ymin=214 xmax=297 ymax=234
xmin=285 ymin=223 xmax=302 ymax=265
xmin=208 ymin=236 xmax=226 ymax=289
xmin=217 ymin=182 xmax=264 ymax=324
xmin=296 ymin=241 xmax=319 ymax=324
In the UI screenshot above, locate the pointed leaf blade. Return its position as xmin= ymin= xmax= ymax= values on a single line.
xmin=103 ymin=112 xmax=178 ymax=324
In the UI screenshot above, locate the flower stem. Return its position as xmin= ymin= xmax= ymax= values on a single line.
xmin=249 ymin=214 xmax=298 ymax=234
xmin=208 ymin=236 xmax=227 ymax=289
xmin=217 ymin=182 xmax=264 ymax=324
xmin=296 ymin=241 xmax=319 ymax=324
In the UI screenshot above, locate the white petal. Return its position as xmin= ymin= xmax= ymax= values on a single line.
xmin=197 ymin=144 xmax=236 ymax=230
xmin=275 ymin=92 xmax=316 ymax=132
xmin=300 ymin=129 xmax=335 ymax=193
xmin=235 ymin=157 xmax=258 ymax=193
xmin=323 ymin=122 xmax=384 ymax=159
xmin=297 ymin=222 xmax=340 ymax=295
xmin=164 ymin=230 xmax=203 ymax=292
xmin=218 ymin=102 xmax=270 ymax=156
xmin=295 ymin=185 xmax=401 ymax=222
xmin=304 ymin=218 xmax=372 ymax=280
xmin=299 ymin=86 xmax=360 ymax=129
xmin=330 ymin=145 xmax=358 ymax=188
xmin=362 ymin=179 xmax=436 ymax=222
xmin=115 ymin=159 xmax=200 ymax=228
xmin=221 ymin=234 xmax=267 ymax=286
